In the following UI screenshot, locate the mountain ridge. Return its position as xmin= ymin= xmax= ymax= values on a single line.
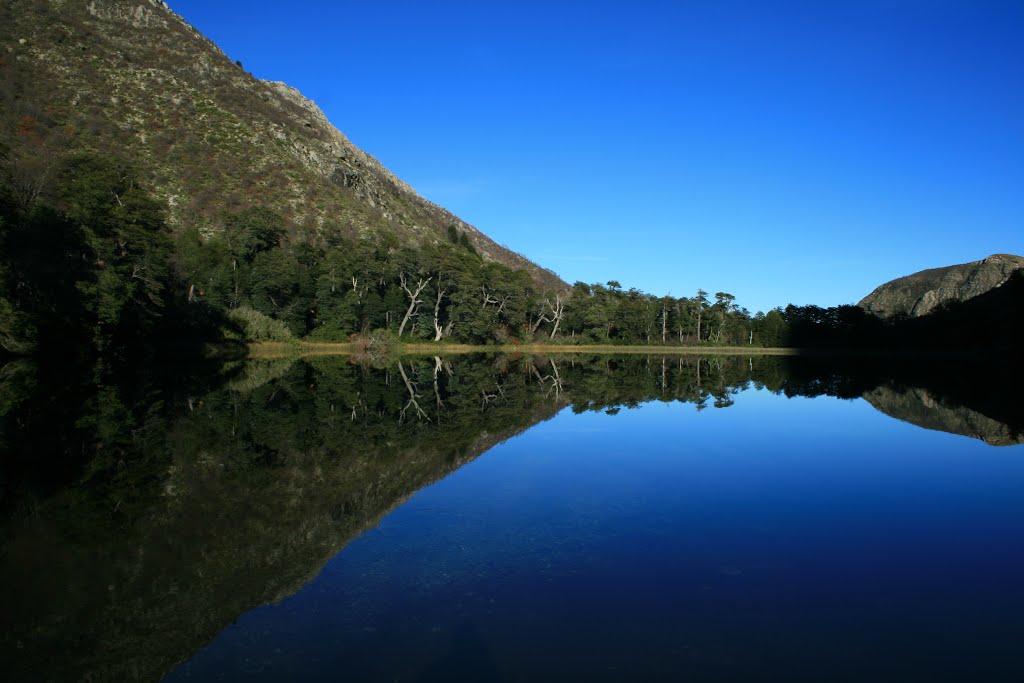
xmin=0 ymin=0 xmax=564 ymax=289
xmin=858 ymin=253 xmax=1024 ymax=318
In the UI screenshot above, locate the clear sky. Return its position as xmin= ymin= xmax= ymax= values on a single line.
xmin=171 ymin=0 xmax=1023 ymax=313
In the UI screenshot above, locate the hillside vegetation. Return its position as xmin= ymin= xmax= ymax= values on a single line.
xmin=0 ymin=1 xmax=780 ymax=355
xmin=2 ymin=1 xmax=1016 ymax=356
xmin=0 ymin=0 xmax=560 ymax=286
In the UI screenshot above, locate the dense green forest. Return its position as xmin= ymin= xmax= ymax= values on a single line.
xmin=4 ymin=151 xmax=1018 ymax=358
xmin=780 ymin=276 xmax=1023 ymax=351
xmin=0 ymin=151 xmax=231 ymax=360
xmin=1 ymin=151 xmax=792 ymax=357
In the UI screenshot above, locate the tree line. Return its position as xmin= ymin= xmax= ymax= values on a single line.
xmin=780 ymin=273 xmax=1022 ymax=351
xmin=1 ymin=151 xmax=796 ymax=356
xmin=11 ymin=150 xmax=1009 ymax=356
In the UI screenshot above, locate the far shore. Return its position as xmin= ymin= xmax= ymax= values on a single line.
xmin=247 ymin=341 xmax=801 ymax=359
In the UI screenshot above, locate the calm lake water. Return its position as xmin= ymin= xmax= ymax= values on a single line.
xmin=2 ymin=354 xmax=1023 ymax=681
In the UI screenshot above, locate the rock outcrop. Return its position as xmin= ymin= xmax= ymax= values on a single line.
xmin=859 ymin=254 xmax=1024 ymax=318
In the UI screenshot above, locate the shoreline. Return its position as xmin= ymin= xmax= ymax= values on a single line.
xmin=243 ymin=342 xmax=1002 ymax=360
xmin=247 ymin=342 xmax=801 ymax=359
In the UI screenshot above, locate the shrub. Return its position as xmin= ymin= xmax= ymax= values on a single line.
xmin=348 ymin=328 xmax=398 ymax=361
xmin=224 ymin=306 xmax=292 ymax=342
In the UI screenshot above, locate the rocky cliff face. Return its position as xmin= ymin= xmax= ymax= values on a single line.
xmin=858 ymin=254 xmax=1024 ymax=318
xmin=0 ymin=0 xmax=563 ymax=288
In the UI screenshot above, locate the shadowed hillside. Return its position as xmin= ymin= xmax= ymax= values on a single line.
xmin=0 ymin=0 xmax=561 ymax=289
xmin=784 ymin=266 xmax=1024 ymax=352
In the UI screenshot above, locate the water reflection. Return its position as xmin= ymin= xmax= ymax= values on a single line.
xmin=1 ymin=353 xmax=1021 ymax=681
xmin=864 ymin=386 xmax=1024 ymax=446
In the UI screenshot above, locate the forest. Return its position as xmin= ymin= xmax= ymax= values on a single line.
xmin=0 ymin=151 xmax=791 ymax=359
xmin=4 ymin=151 xmax=1016 ymax=360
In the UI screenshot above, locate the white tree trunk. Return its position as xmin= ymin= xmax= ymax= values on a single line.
xmin=432 ymin=286 xmax=448 ymax=341
xmin=398 ymin=273 xmax=431 ymax=337
xmin=548 ymin=294 xmax=565 ymax=339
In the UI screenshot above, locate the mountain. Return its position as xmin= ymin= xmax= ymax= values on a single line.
xmin=858 ymin=253 xmax=1024 ymax=318
xmin=0 ymin=0 xmax=562 ymax=289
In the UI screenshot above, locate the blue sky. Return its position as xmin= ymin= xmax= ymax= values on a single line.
xmin=172 ymin=0 xmax=1023 ymax=313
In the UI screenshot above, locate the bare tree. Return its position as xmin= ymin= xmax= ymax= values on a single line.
xmin=481 ymin=285 xmax=511 ymax=313
xmin=547 ymin=294 xmax=566 ymax=339
xmin=529 ymin=293 xmax=566 ymax=339
xmin=432 ymin=283 xmax=449 ymax=341
xmin=661 ymin=301 xmax=668 ymax=344
xmin=398 ymin=273 xmax=431 ymax=337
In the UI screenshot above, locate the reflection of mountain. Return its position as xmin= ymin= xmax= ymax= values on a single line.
xmin=864 ymin=385 xmax=1024 ymax=446
xmin=2 ymin=412 xmax=560 ymax=682
xmin=779 ymin=354 xmax=1024 ymax=445
xmin=0 ymin=357 xmax=567 ymax=682
xmin=1 ymin=353 xmax=785 ymax=681
xmin=3 ymin=352 xmax=1018 ymax=681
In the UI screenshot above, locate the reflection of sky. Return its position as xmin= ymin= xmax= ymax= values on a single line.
xmin=169 ymin=390 xmax=1024 ymax=682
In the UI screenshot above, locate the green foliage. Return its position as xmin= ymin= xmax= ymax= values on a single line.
xmin=224 ymin=306 xmax=293 ymax=342
xmin=0 ymin=151 xmax=242 ymax=360
xmin=224 ymin=207 xmax=286 ymax=262
xmin=0 ymin=262 xmax=36 ymax=354
xmin=56 ymin=154 xmax=174 ymax=348
xmin=780 ymin=273 xmax=1024 ymax=351
xmin=458 ymin=232 xmax=477 ymax=255
xmin=2 ymin=154 xmax=781 ymax=354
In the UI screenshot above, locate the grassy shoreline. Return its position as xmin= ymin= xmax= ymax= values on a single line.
xmin=247 ymin=341 xmax=801 ymax=359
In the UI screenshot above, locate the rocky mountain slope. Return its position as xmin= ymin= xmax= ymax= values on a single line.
xmin=0 ymin=0 xmax=562 ymax=289
xmin=859 ymin=254 xmax=1024 ymax=318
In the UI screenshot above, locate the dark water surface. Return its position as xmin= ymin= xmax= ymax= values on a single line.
xmin=2 ymin=354 xmax=1023 ymax=681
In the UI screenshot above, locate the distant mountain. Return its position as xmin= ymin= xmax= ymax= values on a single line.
xmin=859 ymin=254 xmax=1024 ymax=318
xmin=0 ymin=0 xmax=562 ymax=289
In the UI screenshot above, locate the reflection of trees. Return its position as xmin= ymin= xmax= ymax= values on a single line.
xmin=561 ymin=355 xmax=785 ymax=414
xmin=2 ymin=352 xmax=1019 ymax=682
xmin=780 ymin=354 xmax=1024 ymax=445
xmin=1 ymin=355 xmax=571 ymax=682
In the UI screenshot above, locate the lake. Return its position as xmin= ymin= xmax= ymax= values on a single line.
xmin=2 ymin=353 xmax=1023 ymax=681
